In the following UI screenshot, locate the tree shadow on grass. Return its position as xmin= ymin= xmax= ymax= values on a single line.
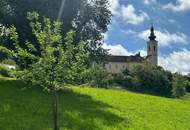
xmin=58 ymin=89 xmax=128 ymax=130
xmin=0 ymin=79 xmax=128 ymax=130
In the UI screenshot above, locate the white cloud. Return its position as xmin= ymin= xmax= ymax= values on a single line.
xmin=159 ymin=49 xmax=190 ymax=75
xmin=143 ymin=0 xmax=156 ymax=5
xmin=168 ymin=19 xmax=176 ymax=23
xmin=102 ymin=43 xmax=133 ymax=56
xmin=138 ymin=49 xmax=147 ymax=57
xmin=108 ymin=0 xmax=120 ymax=15
xmin=138 ymin=29 xmax=188 ymax=47
xmin=162 ymin=0 xmax=190 ymax=12
xmin=102 ymin=43 xmax=146 ymax=56
xmin=123 ymin=30 xmax=137 ymax=35
xmin=121 ymin=4 xmax=149 ymax=25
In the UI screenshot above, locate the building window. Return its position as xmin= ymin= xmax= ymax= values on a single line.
xmin=154 ymin=46 xmax=156 ymax=51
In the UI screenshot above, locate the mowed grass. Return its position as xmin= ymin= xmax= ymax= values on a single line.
xmin=0 ymin=77 xmax=190 ymax=130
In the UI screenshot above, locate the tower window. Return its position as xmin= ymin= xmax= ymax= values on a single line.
xmin=154 ymin=46 xmax=156 ymax=51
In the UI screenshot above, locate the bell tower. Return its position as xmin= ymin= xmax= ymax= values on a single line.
xmin=147 ymin=26 xmax=158 ymax=67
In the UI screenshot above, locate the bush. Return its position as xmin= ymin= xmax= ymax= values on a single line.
xmin=112 ymin=73 xmax=128 ymax=86
xmin=112 ymin=68 xmax=139 ymax=88
xmin=185 ymin=76 xmax=190 ymax=92
xmin=171 ymin=74 xmax=187 ymax=98
xmin=111 ymin=64 xmax=187 ymax=98
xmin=0 ymin=65 xmax=12 ymax=77
xmin=130 ymin=76 xmax=141 ymax=90
xmin=129 ymin=65 xmax=172 ymax=95
xmin=186 ymin=81 xmax=190 ymax=92
xmin=117 ymin=65 xmax=188 ymax=98
xmin=172 ymin=85 xmax=186 ymax=98
xmin=2 ymin=59 xmax=16 ymax=65
xmin=87 ymin=63 xmax=113 ymax=88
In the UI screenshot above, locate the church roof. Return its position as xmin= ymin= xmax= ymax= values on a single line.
xmin=108 ymin=53 xmax=144 ymax=63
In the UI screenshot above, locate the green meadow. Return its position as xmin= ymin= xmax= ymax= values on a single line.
xmin=0 ymin=77 xmax=190 ymax=130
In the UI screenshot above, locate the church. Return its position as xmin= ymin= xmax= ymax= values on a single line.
xmin=105 ymin=26 xmax=158 ymax=74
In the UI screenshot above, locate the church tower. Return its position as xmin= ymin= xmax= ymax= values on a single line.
xmin=147 ymin=26 xmax=158 ymax=67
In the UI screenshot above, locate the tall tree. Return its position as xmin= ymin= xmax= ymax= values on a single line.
xmin=0 ymin=0 xmax=112 ymax=63
xmin=1 ymin=12 xmax=88 ymax=130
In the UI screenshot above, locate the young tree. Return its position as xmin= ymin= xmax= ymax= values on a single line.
xmin=0 ymin=12 xmax=88 ymax=130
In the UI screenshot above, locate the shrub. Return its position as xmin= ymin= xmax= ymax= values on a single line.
xmin=87 ymin=63 xmax=113 ymax=88
xmin=0 ymin=65 xmax=11 ymax=77
xmin=172 ymin=85 xmax=186 ymax=98
xmin=186 ymin=81 xmax=190 ymax=92
xmin=130 ymin=76 xmax=141 ymax=90
xmin=112 ymin=68 xmax=137 ymax=88
xmin=185 ymin=76 xmax=190 ymax=92
xmin=129 ymin=65 xmax=172 ymax=95
xmin=111 ymin=64 xmax=187 ymax=98
xmin=112 ymin=73 xmax=126 ymax=86
xmin=171 ymin=74 xmax=187 ymax=98
xmin=2 ymin=59 xmax=16 ymax=65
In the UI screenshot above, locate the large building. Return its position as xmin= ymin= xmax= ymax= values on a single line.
xmin=105 ymin=26 xmax=158 ymax=74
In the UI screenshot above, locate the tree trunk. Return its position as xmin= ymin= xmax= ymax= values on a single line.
xmin=53 ymin=91 xmax=59 ymax=130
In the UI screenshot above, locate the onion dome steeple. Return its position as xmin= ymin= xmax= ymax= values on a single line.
xmin=149 ymin=26 xmax=156 ymax=40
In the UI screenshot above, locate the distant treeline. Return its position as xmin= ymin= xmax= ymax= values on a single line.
xmin=113 ymin=65 xmax=190 ymax=98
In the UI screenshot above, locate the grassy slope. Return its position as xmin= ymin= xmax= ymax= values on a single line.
xmin=0 ymin=77 xmax=190 ymax=130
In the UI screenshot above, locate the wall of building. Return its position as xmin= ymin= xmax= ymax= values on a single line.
xmin=105 ymin=62 xmax=143 ymax=74
xmin=147 ymin=40 xmax=158 ymax=67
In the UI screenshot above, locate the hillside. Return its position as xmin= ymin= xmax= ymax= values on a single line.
xmin=0 ymin=77 xmax=190 ymax=130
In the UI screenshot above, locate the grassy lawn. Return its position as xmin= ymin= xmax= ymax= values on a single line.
xmin=0 ymin=77 xmax=190 ymax=130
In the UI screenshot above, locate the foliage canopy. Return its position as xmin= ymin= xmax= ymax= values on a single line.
xmin=0 ymin=0 xmax=112 ymax=63
xmin=1 ymin=12 xmax=88 ymax=91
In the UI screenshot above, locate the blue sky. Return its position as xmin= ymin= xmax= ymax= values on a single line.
xmin=103 ymin=0 xmax=190 ymax=75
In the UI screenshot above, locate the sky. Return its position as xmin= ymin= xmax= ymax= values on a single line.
xmin=103 ymin=0 xmax=190 ymax=75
